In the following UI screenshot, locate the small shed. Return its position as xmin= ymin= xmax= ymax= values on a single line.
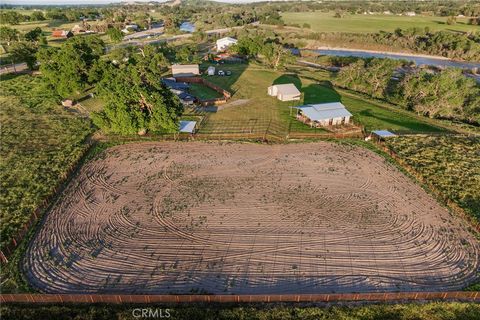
xmin=372 ymin=130 xmax=396 ymax=140
xmin=179 ymin=120 xmax=197 ymax=133
xmin=61 ymin=99 xmax=74 ymax=107
xmin=207 ymin=66 xmax=215 ymax=76
xmin=216 ymin=37 xmax=238 ymax=52
xmin=268 ymin=83 xmax=301 ymax=101
xmin=171 ymin=64 xmax=200 ymax=78
xmin=294 ymin=102 xmax=352 ymax=127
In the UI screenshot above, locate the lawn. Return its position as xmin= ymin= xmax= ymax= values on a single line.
xmin=282 ymin=11 xmax=480 ymax=33
xmin=195 ymin=62 xmax=446 ymax=135
xmin=189 ymin=82 xmax=223 ymax=100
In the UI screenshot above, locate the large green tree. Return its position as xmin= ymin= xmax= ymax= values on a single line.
xmin=10 ymin=42 xmax=37 ymax=70
xmin=37 ymin=36 xmax=105 ymax=98
xmin=92 ymin=45 xmax=182 ymax=135
xmin=397 ymin=68 xmax=480 ymax=120
xmin=106 ymin=27 xmax=123 ymax=43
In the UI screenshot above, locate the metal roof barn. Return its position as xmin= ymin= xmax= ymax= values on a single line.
xmin=294 ymin=102 xmax=353 ymax=127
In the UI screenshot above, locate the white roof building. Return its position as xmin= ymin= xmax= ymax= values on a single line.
xmin=179 ymin=120 xmax=197 ymax=133
xmin=171 ymin=64 xmax=200 ymax=78
xmin=294 ymin=102 xmax=352 ymax=126
xmin=216 ymin=37 xmax=238 ymax=52
xmin=207 ymin=66 xmax=215 ymax=76
xmin=267 ymin=83 xmax=301 ymax=101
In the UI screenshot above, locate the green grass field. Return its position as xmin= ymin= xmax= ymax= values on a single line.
xmin=195 ymin=62 xmax=445 ymax=135
xmin=282 ymin=11 xmax=479 ymax=33
xmin=0 ymin=74 xmax=92 ymax=250
xmin=386 ymin=135 xmax=480 ymax=222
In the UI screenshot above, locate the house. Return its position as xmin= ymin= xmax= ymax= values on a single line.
xmin=267 ymin=83 xmax=301 ymax=101
xmin=405 ymin=12 xmax=416 ymax=16
xmin=52 ymin=30 xmax=73 ymax=38
xmin=179 ymin=120 xmax=197 ymax=133
xmin=207 ymin=66 xmax=215 ymax=76
xmin=162 ymin=78 xmax=190 ymax=90
xmin=177 ymin=92 xmax=196 ymax=105
xmin=294 ymin=102 xmax=352 ymax=127
xmin=216 ymin=37 xmax=238 ymax=52
xmin=179 ymin=22 xmax=195 ymax=33
xmin=171 ymin=64 xmax=200 ymax=78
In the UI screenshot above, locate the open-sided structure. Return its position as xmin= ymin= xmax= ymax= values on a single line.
xmin=179 ymin=120 xmax=197 ymax=133
xmin=267 ymin=83 xmax=301 ymax=101
xmin=294 ymin=102 xmax=352 ymax=127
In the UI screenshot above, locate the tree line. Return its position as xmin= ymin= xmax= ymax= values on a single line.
xmin=307 ymin=28 xmax=480 ymax=62
xmin=334 ymin=58 xmax=480 ymax=124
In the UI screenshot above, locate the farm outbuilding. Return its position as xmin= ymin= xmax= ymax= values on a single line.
xmin=52 ymin=30 xmax=73 ymax=38
xmin=216 ymin=37 xmax=238 ymax=52
xmin=179 ymin=120 xmax=197 ymax=133
xmin=369 ymin=130 xmax=397 ymax=141
xmin=267 ymin=83 xmax=301 ymax=101
xmin=207 ymin=66 xmax=215 ymax=76
xmin=171 ymin=64 xmax=200 ymax=78
xmin=294 ymin=102 xmax=352 ymax=127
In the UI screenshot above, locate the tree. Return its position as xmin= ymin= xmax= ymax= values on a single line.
xmin=0 ymin=11 xmax=25 ymax=25
xmin=446 ymin=16 xmax=457 ymax=25
xmin=397 ymin=68 xmax=478 ymax=120
xmin=37 ymin=36 xmax=105 ymax=98
xmin=261 ymin=43 xmax=294 ymax=70
xmin=0 ymin=26 xmax=19 ymax=46
xmin=92 ymin=47 xmax=183 ymax=135
xmin=30 ymin=11 xmax=46 ymax=21
xmin=106 ymin=27 xmax=123 ymax=43
xmin=175 ymin=44 xmax=198 ymax=63
xmin=10 ymin=42 xmax=37 ymax=70
xmin=24 ymin=27 xmax=43 ymax=43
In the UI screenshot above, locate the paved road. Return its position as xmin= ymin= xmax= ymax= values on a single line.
xmin=108 ymin=22 xmax=259 ymax=51
xmin=0 ymin=62 xmax=28 ymax=75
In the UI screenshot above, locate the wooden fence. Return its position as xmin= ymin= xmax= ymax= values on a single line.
xmin=1 ymin=291 xmax=478 ymax=304
xmin=174 ymin=76 xmax=232 ymax=105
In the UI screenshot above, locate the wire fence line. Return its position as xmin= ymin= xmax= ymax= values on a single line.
xmin=1 ymin=291 xmax=479 ymax=304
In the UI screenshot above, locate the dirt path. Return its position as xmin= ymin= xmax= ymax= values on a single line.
xmin=24 ymin=142 xmax=479 ymax=294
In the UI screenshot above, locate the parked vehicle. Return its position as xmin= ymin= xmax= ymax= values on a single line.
xmin=218 ymin=70 xmax=225 ymax=76
xmin=226 ymin=70 xmax=232 ymax=76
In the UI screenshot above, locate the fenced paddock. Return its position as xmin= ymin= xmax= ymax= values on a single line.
xmin=23 ymin=142 xmax=479 ymax=294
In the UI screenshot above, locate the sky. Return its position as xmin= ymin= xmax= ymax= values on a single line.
xmin=2 ymin=0 xmax=276 ymax=4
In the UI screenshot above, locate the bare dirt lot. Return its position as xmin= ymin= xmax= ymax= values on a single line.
xmin=24 ymin=142 xmax=479 ymax=294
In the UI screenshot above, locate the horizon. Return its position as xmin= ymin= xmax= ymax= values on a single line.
xmin=1 ymin=0 xmax=279 ymax=5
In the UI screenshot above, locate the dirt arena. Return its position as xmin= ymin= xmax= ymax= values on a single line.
xmin=25 ymin=142 xmax=479 ymax=294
